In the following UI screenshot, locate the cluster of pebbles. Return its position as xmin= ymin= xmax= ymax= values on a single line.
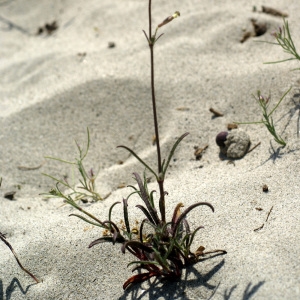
xmin=216 ymin=130 xmax=250 ymax=159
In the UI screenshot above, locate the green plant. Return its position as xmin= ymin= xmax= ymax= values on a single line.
xmin=44 ymin=128 xmax=107 ymax=203
xmin=240 ymin=19 xmax=298 ymax=146
xmin=235 ymin=88 xmax=291 ymax=147
xmin=47 ymin=0 xmax=226 ymax=290
xmin=264 ymin=18 xmax=300 ymax=69
xmin=0 ymin=178 xmax=40 ymax=283
xmin=262 ymin=18 xmax=300 ymax=138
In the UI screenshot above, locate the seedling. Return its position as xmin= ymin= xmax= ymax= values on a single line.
xmin=262 ymin=18 xmax=300 ymax=138
xmin=46 ymin=0 xmax=225 ymax=290
xmin=264 ymin=18 xmax=300 ymax=69
xmin=238 ymin=20 xmax=299 ymax=146
xmin=44 ymin=128 xmax=105 ymax=203
xmin=235 ymin=88 xmax=291 ymax=147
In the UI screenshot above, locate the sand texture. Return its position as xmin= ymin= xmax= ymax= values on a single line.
xmin=1 ymin=0 xmax=300 ymax=299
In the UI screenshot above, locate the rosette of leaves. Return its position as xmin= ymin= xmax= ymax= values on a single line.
xmin=49 ymin=168 xmax=224 ymax=290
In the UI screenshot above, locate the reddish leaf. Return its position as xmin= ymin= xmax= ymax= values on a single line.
xmin=123 ymin=271 xmax=158 ymax=290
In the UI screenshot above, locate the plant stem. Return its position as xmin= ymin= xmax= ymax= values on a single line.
xmin=148 ymin=0 xmax=165 ymax=223
xmin=148 ymin=2 xmax=162 ymax=174
xmin=150 ymin=46 xmax=162 ymax=173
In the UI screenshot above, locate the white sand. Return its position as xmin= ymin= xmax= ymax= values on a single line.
xmin=1 ymin=0 xmax=300 ymax=299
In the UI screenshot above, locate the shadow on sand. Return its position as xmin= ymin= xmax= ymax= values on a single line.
xmin=120 ymin=255 xmax=225 ymax=300
xmin=0 ymin=277 xmax=36 ymax=300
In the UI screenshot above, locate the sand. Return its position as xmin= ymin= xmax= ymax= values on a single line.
xmin=1 ymin=0 xmax=300 ymax=299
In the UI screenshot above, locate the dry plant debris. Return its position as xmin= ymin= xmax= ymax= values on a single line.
xmin=108 ymin=42 xmax=116 ymax=48
xmin=0 ymin=232 xmax=41 ymax=283
xmin=0 ymin=178 xmax=40 ymax=283
xmin=176 ymin=106 xmax=190 ymax=111
xmin=247 ymin=142 xmax=261 ymax=154
xmin=194 ymin=144 xmax=208 ymax=160
xmin=227 ymin=123 xmax=238 ymax=130
xmin=4 ymin=191 xmax=16 ymax=200
xmin=240 ymin=19 xmax=267 ymax=43
xmin=254 ymin=206 xmax=273 ymax=232
xmin=209 ymin=107 xmax=224 ymax=117
xmin=17 ymin=161 xmax=45 ymax=171
xmin=261 ymin=6 xmax=288 ymax=17
xmin=262 ymin=184 xmax=269 ymax=192
xmin=37 ymin=21 xmax=58 ymax=35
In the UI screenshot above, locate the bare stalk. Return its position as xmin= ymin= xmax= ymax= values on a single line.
xmin=148 ymin=0 xmax=166 ymax=222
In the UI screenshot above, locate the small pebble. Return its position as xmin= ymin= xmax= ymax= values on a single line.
xmin=108 ymin=42 xmax=116 ymax=48
xmin=4 ymin=191 xmax=16 ymax=200
xmin=216 ymin=131 xmax=228 ymax=148
xmin=262 ymin=184 xmax=269 ymax=192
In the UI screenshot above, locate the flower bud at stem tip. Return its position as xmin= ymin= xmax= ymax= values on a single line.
xmin=157 ymin=11 xmax=180 ymax=28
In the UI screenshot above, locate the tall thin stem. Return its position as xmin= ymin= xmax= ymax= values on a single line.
xmin=148 ymin=0 xmax=165 ymax=222
xmin=148 ymin=0 xmax=162 ymax=174
xmin=150 ymin=46 xmax=162 ymax=174
xmin=148 ymin=0 xmax=152 ymax=38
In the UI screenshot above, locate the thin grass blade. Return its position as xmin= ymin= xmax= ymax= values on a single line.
xmin=108 ymin=201 xmax=121 ymax=230
xmin=69 ymin=213 xmax=105 ymax=228
xmin=123 ymin=198 xmax=131 ymax=233
xmin=117 ymin=145 xmax=157 ymax=178
xmin=163 ymin=132 xmax=189 ymax=176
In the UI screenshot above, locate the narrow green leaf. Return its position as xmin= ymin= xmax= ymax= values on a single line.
xmin=69 ymin=214 xmax=104 ymax=228
xmin=264 ymin=58 xmax=297 ymax=64
xmin=163 ymin=132 xmax=189 ymax=176
xmin=123 ymin=198 xmax=131 ymax=233
xmin=152 ymin=248 xmax=170 ymax=271
xmin=117 ymin=145 xmax=158 ymax=179
xmin=108 ymin=202 xmax=121 ymax=231
xmin=187 ymin=226 xmax=204 ymax=249
xmin=133 ymin=173 xmax=160 ymax=225
xmin=42 ymin=173 xmax=70 ymax=188
xmin=163 ymin=238 xmax=175 ymax=260
xmin=44 ymin=156 xmax=76 ymax=165
xmin=268 ymin=87 xmax=292 ymax=116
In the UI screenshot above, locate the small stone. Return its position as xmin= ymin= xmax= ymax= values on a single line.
xmin=262 ymin=184 xmax=269 ymax=192
xmin=216 ymin=131 xmax=228 ymax=148
xmin=194 ymin=144 xmax=208 ymax=160
xmin=224 ymin=130 xmax=250 ymax=158
xmin=108 ymin=42 xmax=116 ymax=48
xmin=4 ymin=191 xmax=16 ymax=200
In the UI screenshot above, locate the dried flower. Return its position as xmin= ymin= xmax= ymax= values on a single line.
xmin=157 ymin=11 xmax=180 ymax=28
